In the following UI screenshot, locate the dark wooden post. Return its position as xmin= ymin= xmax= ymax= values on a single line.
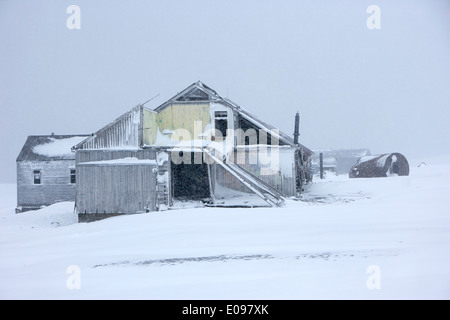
xmin=320 ymin=152 xmax=324 ymax=179
xmin=293 ymin=112 xmax=300 ymax=145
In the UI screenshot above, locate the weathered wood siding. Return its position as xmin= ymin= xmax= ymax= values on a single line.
xmin=158 ymin=103 xmax=210 ymax=137
xmin=142 ymin=108 xmax=158 ymax=145
xmin=76 ymin=149 xmax=170 ymax=218
xmin=142 ymin=103 xmax=211 ymax=145
xmin=77 ymin=162 xmax=157 ymax=215
xmin=76 ymin=149 xmax=157 ymax=164
xmin=77 ymin=106 xmax=141 ymax=150
xmin=17 ymin=160 xmax=76 ymax=210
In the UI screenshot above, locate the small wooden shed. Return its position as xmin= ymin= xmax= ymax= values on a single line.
xmin=349 ymin=153 xmax=410 ymax=178
xmin=16 ymin=134 xmax=89 ymax=212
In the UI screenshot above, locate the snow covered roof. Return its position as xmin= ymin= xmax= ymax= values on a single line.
xmin=17 ymin=135 xmax=90 ymax=161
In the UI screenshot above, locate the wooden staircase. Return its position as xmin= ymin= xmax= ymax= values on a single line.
xmin=204 ymin=148 xmax=285 ymax=207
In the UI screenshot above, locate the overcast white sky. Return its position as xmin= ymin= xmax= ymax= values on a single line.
xmin=1 ymin=0 xmax=449 ymax=182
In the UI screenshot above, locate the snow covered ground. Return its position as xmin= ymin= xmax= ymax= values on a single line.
xmin=1 ymin=155 xmax=449 ymax=300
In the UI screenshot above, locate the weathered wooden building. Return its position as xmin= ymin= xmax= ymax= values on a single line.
xmin=16 ymin=134 xmax=89 ymax=213
xmin=72 ymin=81 xmax=313 ymax=221
xmin=349 ymin=152 xmax=409 ymax=178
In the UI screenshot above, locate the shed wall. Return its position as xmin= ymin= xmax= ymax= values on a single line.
xmin=76 ymin=163 xmax=157 ymax=215
xmin=75 ymin=149 xmax=170 ymax=219
xmin=76 ymin=149 xmax=157 ymax=164
xmin=77 ymin=107 xmax=141 ymax=150
xmin=17 ymin=160 xmax=76 ymax=210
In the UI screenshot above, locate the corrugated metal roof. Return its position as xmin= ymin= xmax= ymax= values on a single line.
xmin=17 ymin=135 xmax=90 ymax=162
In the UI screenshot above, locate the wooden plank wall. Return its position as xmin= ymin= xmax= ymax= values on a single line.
xmin=76 ymin=149 xmax=169 ymax=215
xmin=17 ymin=160 xmax=76 ymax=209
xmin=76 ymin=149 xmax=157 ymax=164
xmin=155 ymin=103 xmax=211 ymax=140
xmin=142 ymin=108 xmax=158 ymax=145
xmin=76 ymin=163 xmax=157 ymax=214
xmin=78 ymin=107 xmax=141 ymax=149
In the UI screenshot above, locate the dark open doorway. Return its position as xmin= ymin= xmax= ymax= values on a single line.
xmin=171 ymin=152 xmax=211 ymax=200
xmin=391 ymin=162 xmax=400 ymax=174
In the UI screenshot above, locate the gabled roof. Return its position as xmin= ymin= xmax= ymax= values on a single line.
xmin=17 ymin=135 xmax=90 ymax=162
xmin=72 ymin=105 xmax=142 ymax=151
xmin=222 ymin=98 xmax=301 ymax=149
xmin=68 ymin=81 xmax=312 ymax=155
xmin=153 ymin=81 xmax=222 ymax=112
xmin=152 ymin=81 xmax=312 ymax=154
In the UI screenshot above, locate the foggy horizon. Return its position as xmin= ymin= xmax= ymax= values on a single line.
xmin=1 ymin=0 xmax=449 ymax=183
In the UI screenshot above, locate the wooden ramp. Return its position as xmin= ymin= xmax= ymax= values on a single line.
xmin=204 ymin=148 xmax=285 ymax=207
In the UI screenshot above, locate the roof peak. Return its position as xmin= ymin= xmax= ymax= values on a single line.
xmin=153 ymin=81 xmax=222 ymax=111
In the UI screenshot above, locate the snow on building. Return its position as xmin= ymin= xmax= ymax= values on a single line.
xmin=16 ymin=134 xmax=90 ymax=213
xmin=72 ymin=81 xmax=313 ymax=222
xmin=349 ymin=153 xmax=410 ymax=178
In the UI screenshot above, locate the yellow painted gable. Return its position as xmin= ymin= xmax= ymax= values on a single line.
xmin=143 ymin=103 xmax=211 ymax=145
